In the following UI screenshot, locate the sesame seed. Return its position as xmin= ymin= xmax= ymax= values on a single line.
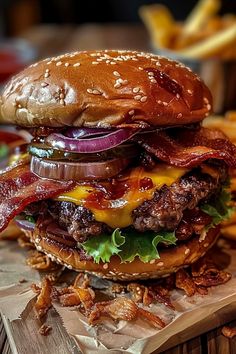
xmin=149 ymin=259 xmax=156 ymax=264
xmin=44 ymin=73 xmax=49 ymax=78
xmin=110 ymin=61 xmax=116 ymax=65
xmin=163 ymin=102 xmax=168 ymax=106
xmin=122 ymin=79 xmax=128 ymax=84
xmin=113 ymin=71 xmax=120 ymax=77
xmin=134 ymin=95 xmax=142 ymax=101
xmin=148 ymin=71 xmax=154 ymax=76
xmin=103 ymin=263 xmax=108 ymax=269
xmin=45 ymin=68 xmax=50 ymax=73
xmin=185 ymin=248 xmax=190 ymax=255
xmin=59 ymin=93 xmax=65 ymax=99
xmin=157 ymin=100 xmax=162 ymax=104
xmin=157 ymin=262 xmax=164 ymax=267
xmin=140 ymin=96 xmax=147 ymax=103
xmin=46 ymin=61 xmax=52 ymax=65
xmin=114 ymin=83 xmax=121 ymax=88
xmin=106 ymin=60 xmax=110 ymax=64
xmin=138 ymin=66 xmax=143 ymax=70
xmin=204 ymin=97 xmax=209 ymax=103
xmin=92 ymin=61 xmax=99 ymax=65
xmin=133 ymin=87 xmax=140 ymax=93
xmin=56 ymin=61 xmax=62 ymax=66
xmin=156 ymin=62 xmax=161 ymax=66
xmin=128 ymin=110 xmax=135 ymax=115
xmin=87 ymin=88 xmax=93 ymax=94
xmin=17 ymin=104 xmax=22 ymax=108
xmin=177 ymin=113 xmax=183 ymax=118
xmin=207 ymin=104 xmax=211 ymax=110
xmin=64 ymin=62 xmax=70 ymax=67
xmin=92 ymin=89 xmax=101 ymax=95
xmin=176 ymin=93 xmax=180 ymax=99
xmin=73 ymin=62 xmax=81 ymax=67
xmin=187 ymin=89 xmax=193 ymax=94
xmin=204 ymin=243 xmax=209 ymax=248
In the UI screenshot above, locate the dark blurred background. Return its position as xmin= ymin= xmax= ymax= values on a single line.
xmin=1 ymin=0 xmax=236 ymax=36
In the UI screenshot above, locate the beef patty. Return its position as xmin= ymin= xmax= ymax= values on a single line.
xmin=24 ymin=162 xmax=227 ymax=242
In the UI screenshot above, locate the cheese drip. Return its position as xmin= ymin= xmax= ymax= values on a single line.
xmin=56 ymin=165 xmax=187 ymax=228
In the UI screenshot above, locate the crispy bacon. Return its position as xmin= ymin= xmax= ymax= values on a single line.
xmin=0 ymin=161 xmax=75 ymax=232
xmin=135 ymin=126 xmax=236 ymax=168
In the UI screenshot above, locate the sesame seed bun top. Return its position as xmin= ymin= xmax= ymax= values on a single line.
xmin=0 ymin=50 xmax=212 ymax=128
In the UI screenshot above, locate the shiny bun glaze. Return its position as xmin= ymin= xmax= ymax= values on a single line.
xmin=24 ymin=226 xmax=220 ymax=281
xmin=1 ymin=50 xmax=212 ymax=128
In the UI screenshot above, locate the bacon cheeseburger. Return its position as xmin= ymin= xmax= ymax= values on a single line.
xmin=0 ymin=50 xmax=235 ymax=281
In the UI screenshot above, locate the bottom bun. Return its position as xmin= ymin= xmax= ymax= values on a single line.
xmin=25 ymin=226 xmax=220 ymax=281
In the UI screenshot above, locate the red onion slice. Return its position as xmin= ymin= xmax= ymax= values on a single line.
xmin=65 ymin=127 xmax=114 ymax=139
xmin=45 ymin=129 xmax=138 ymax=153
xmin=15 ymin=219 xmax=35 ymax=231
xmin=31 ymin=156 xmax=131 ymax=181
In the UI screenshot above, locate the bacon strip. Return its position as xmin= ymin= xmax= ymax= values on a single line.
xmin=0 ymin=161 xmax=75 ymax=232
xmin=135 ymin=126 xmax=236 ymax=168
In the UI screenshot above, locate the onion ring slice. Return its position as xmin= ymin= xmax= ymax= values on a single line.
xmin=45 ymin=129 xmax=138 ymax=153
xmin=30 ymin=156 xmax=132 ymax=181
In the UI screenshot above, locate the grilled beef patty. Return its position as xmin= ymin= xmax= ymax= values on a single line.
xmin=24 ymin=163 xmax=227 ymax=242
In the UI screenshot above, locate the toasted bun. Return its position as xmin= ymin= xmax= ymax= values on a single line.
xmin=24 ymin=226 xmax=220 ymax=281
xmin=1 ymin=50 xmax=212 ymax=128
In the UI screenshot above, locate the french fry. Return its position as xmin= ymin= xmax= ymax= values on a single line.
xmin=178 ymin=23 xmax=236 ymax=59
xmin=221 ymin=224 xmax=236 ymax=240
xmin=139 ymin=4 xmax=177 ymax=49
xmin=182 ymin=0 xmax=221 ymax=36
xmin=139 ymin=0 xmax=236 ymax=60
xmin=225 ymin=111 xmax=236 ymax=122
xmin=203 ymin=116 xmax=236 ymax=142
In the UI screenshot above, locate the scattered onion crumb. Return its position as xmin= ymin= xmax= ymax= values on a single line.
xmin=39 ymin=324 xmax=52 ymax=336
xmin=222 ymin=326 xmax=236 ymax=339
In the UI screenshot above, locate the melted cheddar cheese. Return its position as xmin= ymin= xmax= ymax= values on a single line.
xmin=56 ymin=165 xmax=187 ymax=228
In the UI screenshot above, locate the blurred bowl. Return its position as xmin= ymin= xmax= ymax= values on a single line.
xmin=154 ymin=48 xmax=236 ymax=114
xmin=0 ymin=38 xmax=37 ymax=89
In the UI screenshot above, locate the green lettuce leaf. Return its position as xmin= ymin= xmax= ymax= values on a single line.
xmin=82 ymin=228 xmax=125 ymax=263
xmin=201 ymin=189 xmax=234 ymax=230
xmin=82 ymin=229 xmax=176 ymax=264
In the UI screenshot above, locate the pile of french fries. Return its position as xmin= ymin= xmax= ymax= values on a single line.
xmin=204 ymin=111 xmax=236 ymax=240
xmin=140 ymin=0 xmax=236 ymax=59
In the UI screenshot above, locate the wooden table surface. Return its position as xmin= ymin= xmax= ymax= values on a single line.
xmin=1 ymin=23 xmax=236 ymax=354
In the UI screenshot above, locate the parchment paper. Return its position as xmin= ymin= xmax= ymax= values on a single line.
xmin=0 ymin=238 xmax=236 ymax=354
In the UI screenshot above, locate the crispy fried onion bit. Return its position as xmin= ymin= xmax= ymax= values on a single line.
xmin=89 ymin=297 xmax=165 ymax=328
xmin=222 ymin=326 xmax=236 ymax=339
xmin=27 ymin=250 xmax=61 ymax=271
xmin=111 ymin=277 xmax=175 ymax=310
xmin=31 ymin=274 xmax=165 ymax=328
xmin=175 ymin=255 xmax=231 ymax=297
